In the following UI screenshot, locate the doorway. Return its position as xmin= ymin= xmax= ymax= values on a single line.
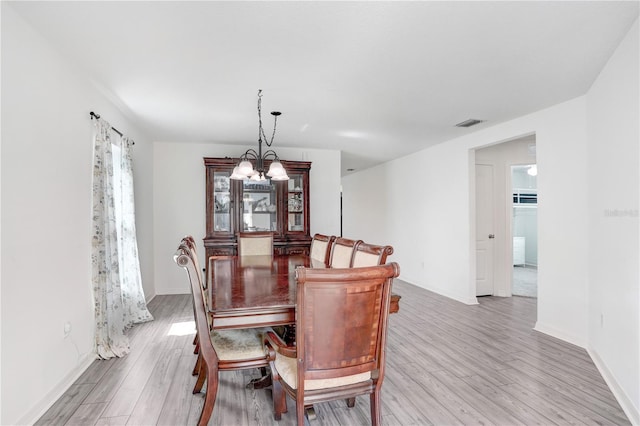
xmin=511 ymin=164 xmax=538 ymax=298
xmin=474 ymin=135 xmax=537 ymax=298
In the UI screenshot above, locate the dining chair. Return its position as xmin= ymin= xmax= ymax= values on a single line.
xmin=328 ymin=237 xmax=362 ymax=268
xmin=351 ymin=242 xmax=394 ymax=267
xmin=309 ymin=233 xmax=335 ymax=265
xmin=174 ymin=239 xmax=269 ymax=426
xmin=237 ymin=231 xmax=274 ymax=256
xmin=263 ymin=262 xmax=400 ymax=425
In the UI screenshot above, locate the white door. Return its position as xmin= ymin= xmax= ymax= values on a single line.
xmin=476 ymin=164 xmax=495 ymax=296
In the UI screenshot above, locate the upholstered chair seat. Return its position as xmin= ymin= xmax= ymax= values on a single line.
xmin=211 ymin=328 xmax=266 ymax=361
xmin=273 ymin=351 xmax=371 ymax=390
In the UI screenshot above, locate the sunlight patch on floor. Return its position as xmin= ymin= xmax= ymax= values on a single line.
xmin=168 ymin=321 xmax=196 ymax=336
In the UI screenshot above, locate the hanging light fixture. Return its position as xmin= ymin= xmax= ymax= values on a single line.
xmin=230 ymin=90 xmax=289 ymax=181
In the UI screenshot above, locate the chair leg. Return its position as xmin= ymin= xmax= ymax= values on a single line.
xmin=346 ymin=397 xmax=356 ymax=408
xmin=296 ymin=400 xmax=306 ymax=426
xmin=194 ymin=339 xmax=200 ymax=354
xmin=192 ymin=353 xmax=202 ymax=376
xmin=370 ymin=390 xmax=381 ymax=426
xmin=193 ymin=360 xmax=206 ymax=394
xmin=271 ymin=375 xmax=287 ymax=420
xmin=193 ymin=334 xmax=198 ymax=345
xmin=198 ymin=365 xmax=219 ymax=426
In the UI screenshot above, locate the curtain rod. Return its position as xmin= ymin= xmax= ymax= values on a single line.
xmin=90 ymin=111 xmax=134 ymax=144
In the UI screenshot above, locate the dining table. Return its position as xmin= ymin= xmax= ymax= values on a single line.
xmin=206 ymin=253 xmax=400 ymax=390
xmin=206 ymin=254 xmax=400 ymax=332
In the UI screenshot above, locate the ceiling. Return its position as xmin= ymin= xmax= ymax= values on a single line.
xmin=8 ymin=1 xmax=639 ymax=175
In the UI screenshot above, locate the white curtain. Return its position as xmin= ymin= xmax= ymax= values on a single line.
xmin=92 ymin=118 xmax=153 ymax=359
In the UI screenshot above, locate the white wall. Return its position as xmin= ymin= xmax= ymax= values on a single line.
xmin=586 ymin=18 xmax=639 ymax=423
xmin=153 ymin=142 xmax=340 ymax=294
xmin=343 ymin=97 xmax=590 ymax=336
xmin=343 ymin=18 xmax=639 ymax=423
xmin=1 ymin=5 xmax=154 ymax=424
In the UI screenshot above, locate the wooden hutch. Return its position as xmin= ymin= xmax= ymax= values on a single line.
xmin=203 ymin=157 xmax=312 ymax=258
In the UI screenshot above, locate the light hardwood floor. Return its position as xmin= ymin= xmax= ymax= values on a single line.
xmin=36 ymin=280 xmax=630 ymax=425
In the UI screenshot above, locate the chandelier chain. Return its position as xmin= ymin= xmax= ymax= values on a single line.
xmin=230 ymin=90 xmax=288 ymax=181
xmin=257 ymin=89 xmax=278 ymax=147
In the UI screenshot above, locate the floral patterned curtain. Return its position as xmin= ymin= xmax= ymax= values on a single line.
xmin=92 ymin=118 xmax=153 ymax=359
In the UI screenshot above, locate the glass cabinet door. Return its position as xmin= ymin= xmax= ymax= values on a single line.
xmin=241 ymin=179 xmax=278 ymax=232
xmin=213 ymin=171 xmax=231 ymax=232
xmin=287 ymin=174 xmax=305 ymax=232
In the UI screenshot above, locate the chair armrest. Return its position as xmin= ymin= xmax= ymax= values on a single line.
xmin=264 ymin=329 xmax=297 ymax=359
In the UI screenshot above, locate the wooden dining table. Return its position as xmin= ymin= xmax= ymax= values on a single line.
xmin=206 ymin=253 xmax=400 ymax=390
xmin=206 ymin=254 xmax=400 ymax=331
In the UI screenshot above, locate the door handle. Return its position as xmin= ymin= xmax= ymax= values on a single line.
xmin=488 ymin=234 xmax=495 ymax=239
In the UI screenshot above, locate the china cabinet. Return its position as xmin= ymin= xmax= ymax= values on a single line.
xmin=204 ymin=157 xmax=311 ymax=258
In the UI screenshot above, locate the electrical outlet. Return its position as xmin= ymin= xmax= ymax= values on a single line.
xmin=64 ymin=321 xmax=72 ymax=338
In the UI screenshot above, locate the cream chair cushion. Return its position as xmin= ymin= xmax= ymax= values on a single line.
xmin=274 ymin=352 xmax=371 ymax=390
xmin=238 ymin=236 xmax=272 ymax=256
xmin=330 ymin=245 xmax=354 ymax=268
xmin=310 ymin=239 xmax=329 ymax=262
xmin=211 ymin=328 xmax=266 ymax=361
xmin=352 ymin=251 xmax=380 ymax=267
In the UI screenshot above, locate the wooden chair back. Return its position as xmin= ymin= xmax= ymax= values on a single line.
xmin=351 ymin=242 xmax=394 ymax=267
xmin=328 ymin=237 xmax=362 ymax=268
xmin=266 ymin=263 xmax=400 ymax=425
xmin=237 ymin=231 xmax=274 ymax=256
xmin=309 ymin=233 xmax=335 ymax=265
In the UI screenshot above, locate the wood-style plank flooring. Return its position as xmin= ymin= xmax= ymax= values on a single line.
xmin=36 ymin=281 xmax=630 ymax=425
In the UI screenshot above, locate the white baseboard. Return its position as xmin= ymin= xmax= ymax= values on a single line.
xmin=402 ymin=279 xmax=479 ymax=305
xmin=17 ymin=353 xmax=95 ymax=425
xmin=588 ymin=348 xmax=640 ymax=425
xmin=533 ymin=321 xmax=586 ymax=348
xmin=156 ymin=287 xmax=190 ymax=295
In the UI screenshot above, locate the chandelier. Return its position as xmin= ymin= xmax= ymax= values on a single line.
xmin=230 ymin=90 xmax=289 ymax=181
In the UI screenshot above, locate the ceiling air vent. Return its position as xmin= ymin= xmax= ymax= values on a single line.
xmin=455 ymin=118 xmax=484 ymax=128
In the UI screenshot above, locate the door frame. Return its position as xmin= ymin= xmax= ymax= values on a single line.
xmin=471 ymin=134 xmax=537 ymax=299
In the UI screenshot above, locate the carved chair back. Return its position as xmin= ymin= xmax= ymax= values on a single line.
xmin=264 ymin=263 xmax=400 ymax=425
xmin=351 ymin=242 xmax=394 ymax=267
